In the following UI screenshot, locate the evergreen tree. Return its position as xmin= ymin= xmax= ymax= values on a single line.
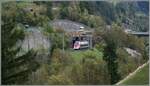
xmin=2 ymin=2 xmax=39 ymax=85
xmin=103 ymin=24 xmax=121 ymax=84
xmin=103 ymin=39 xmax=120 ymax=84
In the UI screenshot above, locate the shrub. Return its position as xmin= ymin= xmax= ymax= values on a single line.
xmin=48 ymin=74 xmax=73 ymax=85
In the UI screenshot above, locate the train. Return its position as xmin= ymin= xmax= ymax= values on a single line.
xmin=73 ymin=40 xmax=89 ymax=50
xmin=70 ymin=26 xmax=92 ymax=50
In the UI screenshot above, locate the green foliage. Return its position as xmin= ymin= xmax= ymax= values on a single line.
xmin=103 ymin=24 xmax=126 ymax=47
xmin=22 ymin=9 xmax=49 ymax=26
xmin=50 ymin=33 xmax=68 ymax=49
xmin=50 ymin=34 xmax=63 ymax=54
xmin=49 ymin=48 xmax=110 ymax=85
xmin=142 ymin=44 xmax=149 ymax=61
xmin=101 ymin=24 xmax=146 ymax=84
xmin=79 ymin=1 xmax=116 ymax=24
xmin=120 ymin=63 xmax=149 ymax=85
xmin=102 ymin=24 xmax=146 ymax=84
xmin=116 ymin=48 xmax=139 ymax=79
xmin=50 ymin=48 xmax=73 ymax=75
xmin=115 ymin=2 xmax=149 ymax=32
xmin=102 ymin=24 xmax=124 ymax=84
xmin=28 ymin=64 xmax=49 ymax=85
xmin=68 ymin=64 xmax=84 ymax=84
xmin=49 ymin=33 xmax=70 ymax=57
xmin=57 ymin=2 xmax=107 ymax=29
xmin=2 ymin=1 xmax=148 ymax=85
xmin=3 ymin=2 xmax=50 ymax=27
xmin=42 ymin=23 xmax=54 ymax=36
xmin=48 ymin=74 xmax=73 ymax=85
xmin=44 ymin=2 xmax=54 ymax=20
xmin=60 ymin=2 xmax=81 ymax=21
xmin=101 ymin=24 xmax=145 ymax=59
xmin=2 ymin=2 xmax=39 ymax=84
xmin=103 ymin=41 xmax=121 ymax=84
xmin=48 ymin=49 xmax=74 ymax=85
xmin=2 ymin=23 xmax=39 ymax=84
xmin=60 ymin=7 xmax=69 ymax=19
xmin=69 ymin=52 xmax=110 ymax=85
xmin=79 ymin=1 xmax=148 ymax=31
xmin=80 ymin=14 xmax=106 ymax=28
xmin=82 ymin=57 xmax=110 ymax=84
xmin=67 ymin=4 xmax=81 ymax=21
xmin=70 ymin=48 xmax=103 ymax=63
xmin=95 ymin=43 xmax=105 ymax=52
xmin=126 ymin=35 xmax=145 ymax=52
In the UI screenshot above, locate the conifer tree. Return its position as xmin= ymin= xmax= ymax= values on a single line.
xmin=2 ymin=2 xmax=39 ymax=85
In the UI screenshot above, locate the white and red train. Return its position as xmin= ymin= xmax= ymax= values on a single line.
xmin=73 ymin=40 xmax=89 ymax=50
xmin=70 ymin=26 xmax=92 ymax=50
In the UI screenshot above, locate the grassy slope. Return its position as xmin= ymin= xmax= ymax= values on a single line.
xmin=69 ymin=48 xmax=103 ymax=63
xmin=120 ymin=63 xmax=149 ymax=85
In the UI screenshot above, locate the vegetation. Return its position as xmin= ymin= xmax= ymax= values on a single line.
xmin=70 ymin=48 xmax=103 ymax=63
xmin=119 ymin=63 xmax=149 ymax=85
xmin=2 ymin=2 xmax=39 ymax=84
xmin=1 ymin=1 xmax=149 ymax=85
xmin=102 ymin=25 xmax=122 ymax=84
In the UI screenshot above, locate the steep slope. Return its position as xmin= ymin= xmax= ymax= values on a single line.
xmin=79 ymin=1 xmax=149 ymax=31
xmin=118 ymin=62 xmax=149 ymax=85
xmin=18 ymin=27 xmax=51 ymax=63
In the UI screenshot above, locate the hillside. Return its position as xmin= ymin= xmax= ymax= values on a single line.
xmin=1 ymin=1 xmax=149 ymax=85
xmin=118 ymin=63 xmax=149 ymax=85
xmin=80 ymin=1 xmax=149 ymax=31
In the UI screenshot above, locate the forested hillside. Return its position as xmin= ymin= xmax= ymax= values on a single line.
xmin=1 ymin=1 xmax=149 ymax=85
xmin=81 ymin=1 xmax=149 ymax=32
xmin=45 ymin=1 xmax=149 ymax=31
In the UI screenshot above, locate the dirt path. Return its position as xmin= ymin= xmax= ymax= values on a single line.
xmin=116 ymin=61 xmax=149 ymax=85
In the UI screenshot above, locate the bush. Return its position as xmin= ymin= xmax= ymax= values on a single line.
xmin=48 ymin=74 xmax=73 ymax=85
xmin=117 ymin=48 xmax=139 ymax=79
xmin=69 ymin=52 xmax=110 ymax=85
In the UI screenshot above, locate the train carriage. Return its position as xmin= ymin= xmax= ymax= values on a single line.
xmin=70 ymin=27 xmax=93 ymax=50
